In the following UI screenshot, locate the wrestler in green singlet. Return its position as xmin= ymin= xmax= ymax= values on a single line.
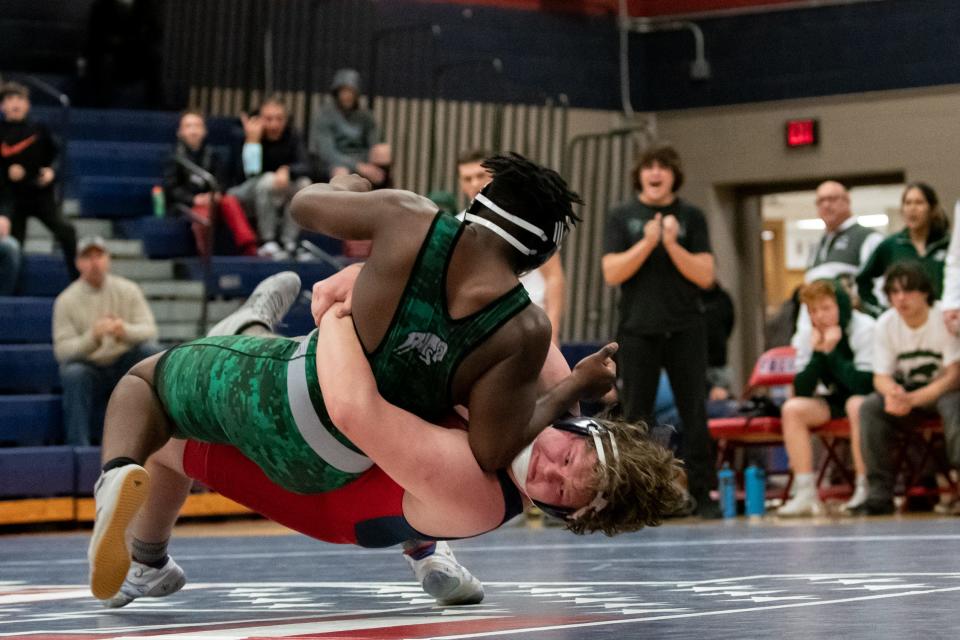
xmin=155 ymin=213 xmax=529 ymax=493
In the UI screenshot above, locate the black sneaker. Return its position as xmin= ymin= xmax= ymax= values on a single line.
xmin=848 ymin=499 xmax=895 ymax=516
xmin=695 ymin=499 xmax=724 ymax=520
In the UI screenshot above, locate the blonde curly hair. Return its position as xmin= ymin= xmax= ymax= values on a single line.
xmin=563 ymin=417 xmax=687 ymax=536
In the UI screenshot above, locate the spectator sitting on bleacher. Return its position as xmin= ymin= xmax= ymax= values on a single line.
xmin=854 ymin=262 xmax=960 ymax=516
xmin=778 ymin=279 xmax=875 ymax=517
xmin=53 ymin=236 xmax=160 ymax=446
xmin=228 ymin=96 xmax=311 ymax=260
xmin=310 ymin=69 xmax=391 ymax=189
xmin=162 ymin=109 xmax=257 ymax=257
xmin=0 ymin=214 xmax=20 ymax=294
xmin=0 ymin=81 xmax=79 ymax=281
xmin=855 ymin=182 xmax=950 ymax=318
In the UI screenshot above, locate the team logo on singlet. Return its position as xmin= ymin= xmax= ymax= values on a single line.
xmin=395 ymin=332 xmax=448 ymax=364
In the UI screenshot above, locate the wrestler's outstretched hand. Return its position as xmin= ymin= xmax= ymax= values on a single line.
xmin=311 ymin=263 xmax=362 ymax=325
xmin=570 ymin=342 xmax=618 ymax=401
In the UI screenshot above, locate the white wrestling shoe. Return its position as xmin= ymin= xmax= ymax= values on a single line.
xmin=776 ymin=492 xmax=824 ymax=517
xmin=88 ymin=465 xmax=151 ymax=600
xmin=207 ymin=271 xmax=302 ymax=337
xmin=405 ymin=541 xmax=485 ymax=606
xmin=103 ymin=557 xmax=186 ymax=608
xmin=257 ymin=240 xmax=282 ymax=259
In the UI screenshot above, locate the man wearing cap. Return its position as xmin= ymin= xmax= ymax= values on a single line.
xmin=0 ymin=81 xmax=78 ymax=280
xmin=52 ymin=236 xmax=160 ymax=445
xmin=309 ymin=69 xmax=391 ymax=188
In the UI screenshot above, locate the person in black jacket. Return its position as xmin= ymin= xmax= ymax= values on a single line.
xmin=227 ymin=96 xmax=311 ymax=260
xmin=0 ymin=82 xmax=78 ymax=280
xmin=162 ymin=110 xmax=257 ymax=256
xmin=703 ymin=283 xmax=735 ymax=402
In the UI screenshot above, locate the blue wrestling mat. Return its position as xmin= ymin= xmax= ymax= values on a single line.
xmin=2 ymin=518 xmax=958 ymax=639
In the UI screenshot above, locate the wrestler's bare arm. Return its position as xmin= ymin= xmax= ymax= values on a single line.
xmin=538 ymin=340 xmax=573 ymax=393
xmin=317 ymin=307 xmax=506 ymax=536
xmin=309 ymin=269 xmax=613 ymax=471
xmin=464 ymin=319 xmax=551 ymax=472
xmin=467 ymin=314 xmax=620 ymax=472
xmin=311 ymin=267 xmax=580 ymax=403
xmin=291 ymin=177 xmax=436 ymax=241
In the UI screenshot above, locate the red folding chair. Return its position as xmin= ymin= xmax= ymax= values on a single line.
xmin=811 ymin=418 xmax=855 ymax=498
xmin=892 ymin=418 xmax=957 ymax=502
xmin=708 ymin=347 xmax=796 ymax=498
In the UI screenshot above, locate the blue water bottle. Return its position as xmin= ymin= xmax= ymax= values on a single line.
xmin=718 ymin=463 xmax=737 ymax=518
xmin=744 ymin=465 xmax=766 ymax=518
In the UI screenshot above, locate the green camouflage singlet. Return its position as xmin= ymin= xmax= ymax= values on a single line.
xmin=156 ymin=332 xmax=370 ymax=493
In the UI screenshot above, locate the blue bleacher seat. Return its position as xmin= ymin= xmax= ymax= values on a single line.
xmin=560 ymin=342 xmax=603 ymax=371
xmin=0 ymin=344 xmax=60 ymax=392
xmin=277 ymin=299 xmax=318 ymax=337
xmin=0 ymin=395 xmax=62 ymax=445
xmin=74 ymin=446 xmax=102 ymax=495
xmin=115 ymin=216 xmax=196 ymax=259
xmin=19 ymin=255 xmax=71 ymax=296
xmin=35 ymin=107 xmax=181 ymax=144
xmin=35 ymin=107 xmax=238 ymax=146
xmin=0 ymin=446 xmax=74 ymax=498
xmin=205 ymin=118 xmax=242 ymax=147
xmin=175 ymin=257 xmax=338 ymax=297
xmin=66 ymin=141 xmax=169 ymax=179
xmin=299 ymin=232 xmax=345 ymax=259
xmin=76 ymin=175 xmax=154 ymax=218
xmin=0 ymin=297 xmax=53 ymax=343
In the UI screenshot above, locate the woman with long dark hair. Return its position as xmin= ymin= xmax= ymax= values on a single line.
xmin=856 ymin=182 xmax=950 ymax=316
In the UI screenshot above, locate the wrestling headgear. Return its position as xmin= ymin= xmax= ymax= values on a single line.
xmin=458 ymin=184 xmax=567 ymax=271
xmin=510 ymin=416 xmax=620 ymax=522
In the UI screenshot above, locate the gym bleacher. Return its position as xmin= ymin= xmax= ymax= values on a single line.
xmin=0 ymin=106 xmax=342 ymax=524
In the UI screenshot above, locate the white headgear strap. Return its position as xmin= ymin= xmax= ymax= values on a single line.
xmin=570 ymin=425 xmax=620 ymax=521
xmin=462 ymin=213 xmax=537 ymax=256
xmin=464 ymin=191 xmax=567 ymax=257
xmin=474 ymin=192 xmax=548 ymax=241
xmin=510 ymin=443 xmax=534 ymax=493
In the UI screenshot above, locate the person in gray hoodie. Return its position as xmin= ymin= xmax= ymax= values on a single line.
xmin=310 ymin=69 xmax=391 ymax=188
xmin=779 ymin=278 xmax=875 ymax=516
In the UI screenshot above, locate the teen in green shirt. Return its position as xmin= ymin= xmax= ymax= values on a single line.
xmin=856 ymin=183 xmax=950 ymax=316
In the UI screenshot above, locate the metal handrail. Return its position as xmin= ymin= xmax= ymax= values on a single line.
xmin=173 ymin=154 xmax=220 ymax=337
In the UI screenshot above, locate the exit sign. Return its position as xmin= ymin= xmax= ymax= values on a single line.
xmin=786 ymin=118 xmax=818 ymax=147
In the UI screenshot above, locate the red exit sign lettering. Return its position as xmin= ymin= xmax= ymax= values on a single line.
xmin=786 ymin=118 xmax=818 ymax=148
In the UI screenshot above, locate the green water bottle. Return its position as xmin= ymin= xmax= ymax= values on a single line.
xmin=152 ymin=185 xmax=166 ymax=217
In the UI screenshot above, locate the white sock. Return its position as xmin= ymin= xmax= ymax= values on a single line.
xmin=794 ymin=473 xmax=816 ymax=499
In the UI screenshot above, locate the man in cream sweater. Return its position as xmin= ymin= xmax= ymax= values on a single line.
xmin=53 ymin=236 xmax=160 ymax=445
